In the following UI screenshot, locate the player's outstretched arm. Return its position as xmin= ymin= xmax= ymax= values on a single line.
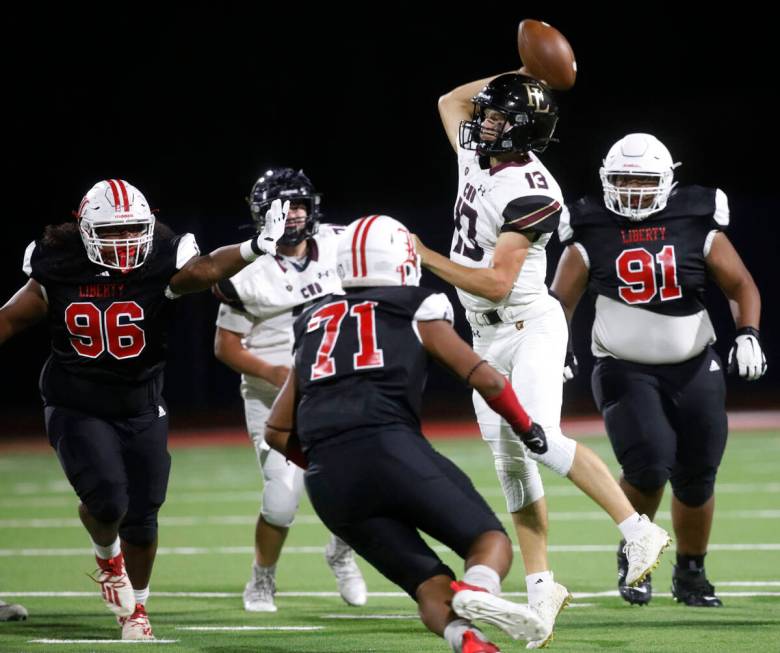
xmin=0 ymin=280 xmax=48 ymax=345
xmin=417 ymin=319 xmax=547 ymax=453
xmin=414 ymin=231 xmax=529 ymax=302
xmin=438 ymin=70 xmax=520 ymax=152
xmin=264 ymin=366 xmax=307 ymax=467
xmin=214 ymin=327 xmax=290 ymax=387
xmin=168 ymin=199 xmax=288 ymax=296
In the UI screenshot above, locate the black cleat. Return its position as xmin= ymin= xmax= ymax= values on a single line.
xmin=671 ymin=566 xmax=723 ymax=607
xmin=617 ymin=540 xmax=652 ymax=605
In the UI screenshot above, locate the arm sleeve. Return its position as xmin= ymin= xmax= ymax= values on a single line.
xmin=500 ymin=195 xmax=562 ymax=235
xmin=215 ymin=302 xmax=254 ymax=335
xmin=413 ymin=293 xmax=455 ymax=324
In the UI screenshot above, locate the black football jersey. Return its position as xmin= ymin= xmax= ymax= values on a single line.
xmin=293 ymin=286 xmax=450 ymax=449
xmin=561 ymin=186 xmax=728 ymax=317
xmin=25 ymin=225 xmax=198 ymax=389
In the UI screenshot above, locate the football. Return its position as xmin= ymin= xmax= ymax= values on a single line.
xmin=517 ymin=19 xmax=577 ymax=91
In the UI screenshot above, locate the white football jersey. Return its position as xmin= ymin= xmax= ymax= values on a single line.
xmin=451 ymin=146 xmax=563 ymax=317
xmin=215 ymin=224 xmax=344 ymax=364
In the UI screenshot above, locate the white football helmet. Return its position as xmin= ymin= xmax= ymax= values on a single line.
xmin=337 ymin=215 xmax=421 ymax=288
xmin=76 ymin=179 xmax=155 ymax=270
xmin=599 ymin=133 xmax=680 ymax=221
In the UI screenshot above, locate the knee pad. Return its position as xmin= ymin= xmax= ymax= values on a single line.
xmin=529 ymin=428 xmax=577 ymax=477
xmin=623 ymin=464 xmax=669 ymax=493
xmin=260 ymin=456 xmax=305 ymax=527
xmin=84 ymin=482 xmax=128 ymax=524
xmin=671 ymin=468 xmax=717 ymax=507
xmin=119 ymin=512 xmax=159 ymax=546
xmin=494 ymin=458 xmax=545 ymax=512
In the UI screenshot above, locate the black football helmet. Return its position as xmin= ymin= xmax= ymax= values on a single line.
xmin=459 ymin=73 xmax=559 ymax=155
xmin=248 ymin=168 xmax=321 ymax=246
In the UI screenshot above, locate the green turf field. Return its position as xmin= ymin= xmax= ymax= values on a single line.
xmin=1 ymin=432 xmax=779 ymax=652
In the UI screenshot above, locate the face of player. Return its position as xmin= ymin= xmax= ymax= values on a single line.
xmin=480 ymin=108 xmax=508 ymax=143
xmin=285 ymin=202 xmax=309 ymax=234
xmin=612 ymin=175 xmax=659 ymax=209
xmin=94 ymin=224 xmax=146 ymax=268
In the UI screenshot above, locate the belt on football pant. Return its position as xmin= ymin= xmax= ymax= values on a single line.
xmin=472 ymin=309 xmax=502 ymax=326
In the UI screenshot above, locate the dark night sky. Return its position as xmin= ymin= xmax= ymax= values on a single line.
xmin=2 ymin=6 xmax=777 ymax=431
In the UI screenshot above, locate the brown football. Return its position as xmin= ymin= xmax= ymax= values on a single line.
xmin=517 ymin=19 xmax=577 ymax=90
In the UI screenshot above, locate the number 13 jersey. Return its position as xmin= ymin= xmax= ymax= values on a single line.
xmin=450 ymin=145 xmax=563 ymax=317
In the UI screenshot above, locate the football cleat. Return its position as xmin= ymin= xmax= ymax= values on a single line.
xmin=526 ymin=582 xmax=572 ymax=649
xmin=118 ymin=603 xmax=154 ymax=640
xmin=0 ymin=600 xmax=28 ymax=621
xmin=672 ymin=566 xmax=723 ymax=607
xmin=617 ymin=540 xmax=652 ymax=605
xmin=462 ymin=629 xmax=501 ymax=653
xmin=451 ymin=581 xmax=546 ymax=642
xmin=92 ymin=553 xmax=135 ymax=617
xmin=243 ymin=563 xmax=277 ymax=612
xmin=623 ymin=516 xmax=671 ymax=586
xmin=325 ymin=535 xmax=367 ymax=606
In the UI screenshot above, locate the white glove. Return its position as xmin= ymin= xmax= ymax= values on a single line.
xmin=728 ymin=327 xmax=767 ymax=381
xmin=254 ymin=199 xmax=289 ymax=256
xmin=563 ymin=352 xmax=578 ymax=383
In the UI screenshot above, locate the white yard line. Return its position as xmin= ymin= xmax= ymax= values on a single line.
xmin=4 ymin=510 xmax=780 ymax=529
xmin=28 ymin=639 xmax=179 ymax=644
xmin=3 ymin=543 xmax=780 ymax=557
xmin=175 ymin=626 xmax=323 ymax=631
xmin=6 ymin=589 xmax=780 ymax=599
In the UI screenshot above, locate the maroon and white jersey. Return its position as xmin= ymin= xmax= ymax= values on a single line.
xmin=214 ymin=224 xmax=344 ymax=382
xmin=24 ymin=224 xmax=199 ymax=387
xmin=451 ymin=145 xmax=563 ymax=318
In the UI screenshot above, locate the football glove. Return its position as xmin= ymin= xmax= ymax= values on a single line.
xmin=727 ymin=326 xmax=767 ymax=381
xmin=513 ymin=422 xmax=548 ymax=455
xmin=254 ymin=199 xmax=289 ymax=257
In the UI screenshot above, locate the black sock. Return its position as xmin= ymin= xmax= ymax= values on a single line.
xmin=676 ymin=553 xmax=705 ymax=572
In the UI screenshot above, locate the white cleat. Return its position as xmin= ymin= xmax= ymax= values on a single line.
xmin=92 ymin=553 xmax=135 ymax=617
xmin=624 ymin=515 xmax=672 ymax=587
xmin=526 ymin=582 xmax=572 ymax=649
xmin=119 ymin=603 xmax=154 ymax=640
xmin=243 ymin=563 xmax=278 ymax=612
xmin=451 ymin=581 xmax=547 ymax=642
xmin=325 ymin=535 xmax=367 ymax=606
xmin=0 ymin=600 xmax=28 ymax=621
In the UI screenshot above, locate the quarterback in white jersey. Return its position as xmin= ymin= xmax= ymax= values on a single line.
xmin=213 ymin=168 xmax=367 ymax=613
xmin=417 ymin=71 xmax=670 ymax=646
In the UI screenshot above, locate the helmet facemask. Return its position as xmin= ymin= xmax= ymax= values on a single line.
xmin=80 ymin=220 xmax=155 ymax=270
xmin=600 ymin=171 xmax=675 ymax=221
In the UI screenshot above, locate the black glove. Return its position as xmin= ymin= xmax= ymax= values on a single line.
xmin=515 ymin=422 xmax=548 ymax=455
xmin=727 ymin=326 xmax=767 ymax=381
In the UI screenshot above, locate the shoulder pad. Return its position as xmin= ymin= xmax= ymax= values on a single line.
xmin=663 ymin=185 xmax=718 ymax=218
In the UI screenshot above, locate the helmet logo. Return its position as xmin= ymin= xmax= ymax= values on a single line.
xmin=524 ymin=84 xmax=551 ymax=113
